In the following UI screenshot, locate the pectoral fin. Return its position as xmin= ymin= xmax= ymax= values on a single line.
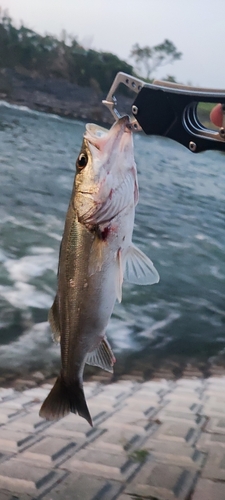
xmin=85 ymin=337 xmax=116 ymax=373
xmin=115 ymin=248 xmax=123 ymax=303
xmin=48 ymin=296 xmax=61 ymax=343
xmin=124 ymin=244 xmax=160 ymax=285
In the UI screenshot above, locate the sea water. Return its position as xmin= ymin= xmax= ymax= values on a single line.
xmin=0 ymin=102 xmax=225 ymax=377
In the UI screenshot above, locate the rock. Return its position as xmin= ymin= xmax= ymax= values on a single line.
xmin=32 ymin=372 xmax=45 ymax=381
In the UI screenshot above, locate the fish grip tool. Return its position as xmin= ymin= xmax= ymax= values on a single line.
xmin=103 ymin=72 xmax=225 ymax=153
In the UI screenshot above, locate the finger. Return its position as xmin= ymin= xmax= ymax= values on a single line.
xmin=210 ymin=103 xmax=223 ymax=127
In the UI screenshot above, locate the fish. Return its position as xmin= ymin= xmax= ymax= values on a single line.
xmin=39 ymin=115 xmax=159 ymax=426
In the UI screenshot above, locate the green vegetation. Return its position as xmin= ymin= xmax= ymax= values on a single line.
xmin=130 ymin=39 xmax=182 ymax=81
xmin=0 ymin=10 xmax=183 ymax=92
xmin=0 ymin=10 xmax=133 ymax=92
xmin=129 ymin=449 xmax=149 ymax=463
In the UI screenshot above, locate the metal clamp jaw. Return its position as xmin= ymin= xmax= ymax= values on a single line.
xmin=102 ymin=72 xmax=145 ymax=131
xmin=103 ymin=72 xmax=225 ymax=153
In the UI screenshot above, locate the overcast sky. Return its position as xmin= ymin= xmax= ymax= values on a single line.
xmin=1 ymin=0 xmax=224 ymax=89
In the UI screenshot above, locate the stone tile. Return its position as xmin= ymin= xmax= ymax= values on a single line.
xmin=0 ymin=395 xmax=34 ymax=410
xmin=13 ymin=380 xmax=37 ymax=390
xmin=0 ymin=388 xmax=15 ymax=400
xmin=0 ymin=491 xmax=33 ymax=500
xmin=126 ymin=387 xmax=161 ymax=399
xmin=202 ymin=448 xmax=225 ymax=480
xmin=88 ymin=427 xmax=143 ymax=454
xmin=20 ymin=436 xmax=77 ymax=465
xmin=142 ymin=380 xmax=171 ymax=391
xmin=0 ymin=457 xmax=65 ymax=494
xmin=163 ymin=400 xmax=202 ymax=414
xmin=94 ymin=386 xmax=131 ymax=401
xmin=197 ymin=432 xmax=225 ymax=452
xmin=39 ymin=383 xmax=52 ymax=390
xmin=125 ymin=462 xmax=197 ymax=500
xmin=82 ymin=382 xmax=100 ymax=397
xmin=84 ymin=402 xmax=111 ymax=425
xmin=192 ymin=478 xmax=225 ymax=500
xmin=206 ymin=385 xmax=225 ymax=394
xmin=0 ymin=406 xmax=23 ymax=422
xmin=156 ymin=409 xmax=203 ymax=424
xmin=203 ymin=392 xmax=225 ymax=402
xmin=60 ymin=448 xmax=138 ymax=481
xmin=23 ymin=387 xmax=49 ymax=401
xmin=42 ymin=413 xmax=98 ymax=441
xmin=0 ymin=429 xmax=36 ymax=453
xmin=2 ymin=377 xmax=225 ymax=499
xmin=8 ymin=411 xmax=51 ymax=432
xmin=204 ymin=417 xmax=225 ymax=433
xmin=42 ymin=473 xmax=121 ymax=500
xmin=166 ymin=390 xmax=202 ymax=403
xmin=117 ymin=495 xmax=134 ymax=500
xmin=150 ymin=420 xmax=200 ymax=445
xmin=116 ymin=380 xmax=136 ymax=386
xmin=176 ymin=379 xmax=203 ymax=389
xmin=144 ymin=438 xmax=204 ymax=467
xmin=206 ymin=377 xmax=225 ymax=386
xmin=123 ymin=397 xmax=159 ymax=415
xmin=87 ymin=394 xmax=116 ymax=410
xmin=98 ymin=408 xmax=151 ymax=431
xmin=0 ymin=491 xmax=17 ymax=500
xmin=202 ymin=402 xmax=225 ymax=417
xmin=99 ymin=385 xmax=132 ymax=400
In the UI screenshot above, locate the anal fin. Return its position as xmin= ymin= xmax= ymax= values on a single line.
xmin=85 ymin=337 xmax=116 ymax=373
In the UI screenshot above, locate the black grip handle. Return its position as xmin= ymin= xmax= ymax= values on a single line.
xmin=132 ymin=84 xmax=225 ymax=153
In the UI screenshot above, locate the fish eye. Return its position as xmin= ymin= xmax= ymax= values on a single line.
xmin=77 ymin=153 xmax=88 ymax=170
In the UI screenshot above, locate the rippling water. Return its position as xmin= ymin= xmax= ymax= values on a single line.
xmin=0 ymin=102 xmax=225 ymax=377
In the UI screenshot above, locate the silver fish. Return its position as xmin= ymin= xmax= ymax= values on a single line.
xmin=39 ymin=116 xmax=159 ymax=426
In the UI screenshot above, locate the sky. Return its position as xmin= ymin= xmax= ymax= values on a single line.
xmin=1 ymin=0 xmax=225 ymax=89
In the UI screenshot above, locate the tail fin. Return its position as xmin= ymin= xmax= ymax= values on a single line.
xmin=39 ymin=375 xmax=92 ymax=426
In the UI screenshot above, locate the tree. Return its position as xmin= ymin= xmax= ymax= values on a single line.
xmin=130 ymin=39 xmax=182 ymax=80
xmin=0 ymin=12 xmax=134 ymax=91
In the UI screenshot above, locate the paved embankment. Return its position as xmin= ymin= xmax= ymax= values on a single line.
xmin=0 ymin=376 xmax=225 ymax=499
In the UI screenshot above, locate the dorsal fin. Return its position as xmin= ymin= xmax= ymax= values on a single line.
xmin=48 ymin=296 xmax=61 ymax=343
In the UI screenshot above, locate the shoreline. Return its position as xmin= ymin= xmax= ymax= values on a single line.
xmin=0 ymin=68 xmax=133 ymax=124
xmin=2 ymin=357 xmax=225 ymax=392
xmin=0 ymin=68 xmax=216 ymax=128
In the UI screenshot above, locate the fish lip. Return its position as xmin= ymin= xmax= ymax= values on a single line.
xmin=85 ymin=115 xmax=131 ymax=151
xmin=111 ymin=115 xmax=131 ymax=134
xmin=117 ymin=115 xmax=131 ymax=127
xmin=106 ymin=115 xmax=132 ymax=152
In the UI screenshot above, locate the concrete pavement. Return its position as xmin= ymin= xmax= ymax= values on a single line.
xmin=0 ymin=376 xmax=225 ymax=499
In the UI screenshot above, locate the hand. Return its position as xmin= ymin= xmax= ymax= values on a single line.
xmin=210 ymin=103 xmax=224 ymax=127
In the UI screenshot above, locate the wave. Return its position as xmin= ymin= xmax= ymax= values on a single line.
xmin=0 ymin=281 xmax=53 ymax=309
xmin=4 ymin=251 xmax=57 ymax=282
xmin=0 ymin=322 xmax=59 ymax=373
xmin=0 ymin=99 xmax=85 ymax=127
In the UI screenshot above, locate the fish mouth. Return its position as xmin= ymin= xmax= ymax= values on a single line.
xmin=85 ymin=115 xmax=131 ymax=152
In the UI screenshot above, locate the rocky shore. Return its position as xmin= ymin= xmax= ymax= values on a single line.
xmin=1 ymin=355 xmax=225 ymax=394
xmin=0 ymin=67 xmax=133 ymax=124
